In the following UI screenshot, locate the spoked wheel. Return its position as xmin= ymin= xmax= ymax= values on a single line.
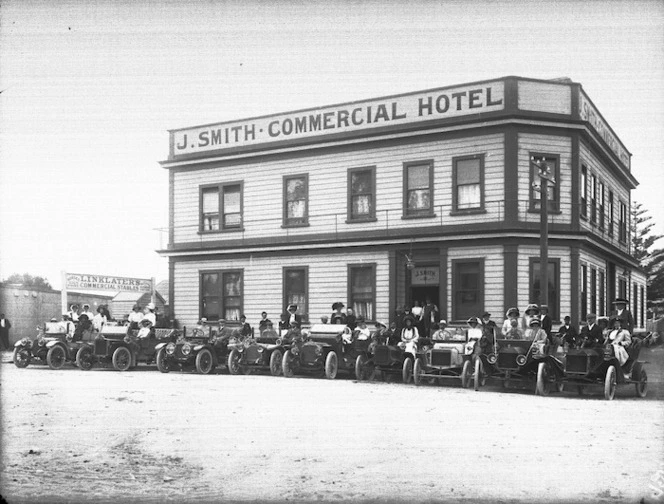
xmin=227 ymin=349 xmax=241 ymax=375
xmin=536 ymin=361 xmax=552 ymax=396
xmin=281 ymin=350 xmax=294 ymax=378
xmin=13 ymin=347 xmax=32 ymax=368
xmin=632 ymin=362 xmax=648 ymax=398
xmin=413 ymin=358 xmax=423 ymax=386
xmin=195 ymin=348 xmax=214 ymax=375
xmin=474 ymin=358 xmax=486 ymax=391
xmin=76 ymin=346 xmax=94 ymax=370
xmin=269 ymin=349 xmax=283 ymax=376
xmin=112 ymin=347 xmax=132 ymax=371
xmin=402 ymin=357 xmax=413 ymax=384
xmin=355 ymin=354 xmax=368 ymax=381
xmin=46 ymin=345 xmax=66 ymax=370
xmin=325 ymin=351 xmax=338 ymax=379
xmin=156 ymin=347 xmax=170 ymax=373
xmin=604 ymin=365 xmax=617 ymax=401
xmin=461 ymin=360 xmax=472 ymax=388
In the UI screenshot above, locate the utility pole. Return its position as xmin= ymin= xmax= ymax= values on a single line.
xmin=532 ymin=157 xmax=556 ymax=307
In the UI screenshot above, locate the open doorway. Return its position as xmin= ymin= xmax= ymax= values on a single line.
xmin=409 ymin=286 xmax=439 ymax=310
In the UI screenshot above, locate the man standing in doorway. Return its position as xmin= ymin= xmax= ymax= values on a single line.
xmin=0 ymin=313 xmax=12 ymax=351
xmin=421 ymin=297 xmax=440 ymax=337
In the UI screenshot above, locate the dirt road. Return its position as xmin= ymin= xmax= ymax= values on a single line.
xmin=1 ymin=347 xmax=663 ymax=504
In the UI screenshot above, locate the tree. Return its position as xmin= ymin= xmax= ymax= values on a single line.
xmin=632 ymin=202 xmax=664 ymax=317
xmin=2 ymin=273 xmax=53 ymax=290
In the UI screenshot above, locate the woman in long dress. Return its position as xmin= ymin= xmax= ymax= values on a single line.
xmin=606 ymin=316 xmax=631 ymax=366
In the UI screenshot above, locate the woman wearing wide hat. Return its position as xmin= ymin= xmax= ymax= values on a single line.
xmin=609 ymin=297 xmax=634 ymax=333
xmin=501 ymin=307 xmax=525 ymax=337
xmin=399 ymin=315 xmax=420 ymax=356
xmin=330 ymin=302 xmax=347 ymax=325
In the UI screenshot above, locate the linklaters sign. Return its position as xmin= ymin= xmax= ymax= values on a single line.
xmin=66 ymin=273 xmax=152 ymax=293
xmin=170 ymin=80 xmax=505 ymax=158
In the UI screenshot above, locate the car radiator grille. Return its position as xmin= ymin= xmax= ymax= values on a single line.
xmin=374 ymin=346 xmax=390 ymax=366
xmin=497 ymin=353 xmax=519 ymax=370
xmin=245 ymin=347 xmax=261 ymax=363
xmin=565 ymin=355 xmax=588 ymax=374
xmin=302 ymin=345 xmax=318 ymax=364
xmin=431 ymin=351 xmax=451 ymax=367
xmin=94 ymin=340 xmax=108 ymax=355
xmin=174 ymin=346 xmax=190 ymax=359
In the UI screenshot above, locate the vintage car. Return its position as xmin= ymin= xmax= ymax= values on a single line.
xmin=412 ymin=331 xmax=474 ymax=387
xmin=558 ymin=339 xmax=647 ymax=400
xmin=227 ymin=328 xmax=286 ymax=376
xmin=281 ymin=324 xmax=372 ymax=379
xmin=76 ymin=324 xmax=179 ymax=371
xmin=13 ymin=321 xmax=94 ymax=370
xmin=155 ymin=323 xmax=231 ymax=374
xmin=362 ymin=334 xmax=431 ymax=384
xmin=475 ymin=337 xmax=564 ymax=395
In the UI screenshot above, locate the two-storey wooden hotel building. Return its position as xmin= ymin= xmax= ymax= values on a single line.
xmin=160 ymin=76 xmax=647 ymax=331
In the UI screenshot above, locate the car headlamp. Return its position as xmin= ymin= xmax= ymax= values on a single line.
xmin=487 ymin=353 xmax=497 ymax=365
xmin=603 ymin=347 xmax=613 ymax=359
xmin=291 ymin=345 xmax=299 ymax=356
xmin=275 ymin=338 xmax=282 ymax=346
xmin=124 ymin=335 xmax=131 ymax=343
xmin=257 ymin=346 xmax=264 ymax=353
xmin=243 ymin=339 xmax=252 ymax=349
xmin=516 ymin=354 xmax=527 ymax=366
xmin=315 ymin=346 xmax=322 ymax=356
xmin=166 ymin=343 xmax=175 ymax=355
xmin=182 ymin=343 xmax=192 ymax=356
xmin=38 ymin=337 xmax=46 ymax=347
xmin=23 ymin=337 xmax=33 ymax=347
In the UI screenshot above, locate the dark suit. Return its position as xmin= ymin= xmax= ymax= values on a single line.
xmin=421 ymin=303 xmax=440 ymax=336
xmin=558 ymin=324 xmax=579 ymax=347
xmin=280 ymin=311 xmax=302 ymax=330
xmin=541 ymin=314 xmax=552 ymax=337
xmin=0 ymin=317 xmax=11 ymax=350
xmin=580 ymin=323 xmax=603 ymax=348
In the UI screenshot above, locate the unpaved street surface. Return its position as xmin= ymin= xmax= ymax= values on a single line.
xmin=1 ymin=347 xmax=664 ymax=504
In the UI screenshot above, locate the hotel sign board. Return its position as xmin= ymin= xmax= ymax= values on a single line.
xmin=411 ymin=267 xmax=440 ymax=286
xmin=171 ymin=81 xmax=505 ymax=158
xmin=65 ymin=273 xmax=152 ymax=293
xmin=579 ymin=91 xmax=630 ymax=169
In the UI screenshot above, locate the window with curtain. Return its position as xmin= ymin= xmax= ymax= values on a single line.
xmin=454 ymin=156 xmax=482 ymax=210
xmin=284 ymin=175 xmax=308 ymax=226
xmin=222 ymin=271 xmax=242 ymax=321
xmin=201 ymin=187 xmax=220 ymax=231
xmin=201 ymin=272 xmax=221 ymax=320
xmin=349 ymin=168 xmax=375 ymax=220
xmin=405 ymin=162 xmax=432 ymax=216
xmin=284 ymin=268 xmax=307 ymax=319
xmin=349 ymin=265 xmax=375 ymax=321
xmin=222 ymin=184 xmax=242 ymax=229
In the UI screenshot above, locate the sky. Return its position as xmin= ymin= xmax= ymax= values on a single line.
xmin=1 ymin=0 xmax=663 ymax=292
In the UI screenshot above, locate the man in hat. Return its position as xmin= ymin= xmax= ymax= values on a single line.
xmin=0 ymin=313 xmax=11 ymax=351
xmin=580 ymin=313 xmax=603 ymax=348
xmin=557 ymin=316 xmax=579 ymax=349
xmin=480 ymin=312 xmax=497 ymax=355
xmin=258 ymin=312 xmax=272 ymax=333
xmin=239 ymin=315 xmax=252 ymax=337
xmin=610 ymin=297 xmax=634 ymax=333
xmin=539 ymin=305 xmax=552 ymax=339
xmin=421 ymin=297 xmax=440 ymax=337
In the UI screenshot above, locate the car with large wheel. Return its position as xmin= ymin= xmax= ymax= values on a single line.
xmin=282 ymin=324 xmax=366 ymax=379
xmin=359 ymin=335 xmax=429 ymax=384
xmin=412 ymin=332 xmax=474 ymax=388
xmin=75 ymin=324 xmax=179 ymax=371
xmin=13 ymin=321 xmax=94 ymax=370
xmin=154 ymin=323 xmax=227 ymax=374
xmin=227 ymin=328 xmax=287 ymax=376
xmin=558 ymin=339 xmax=647 ymax=400
xmin=475 ymin=337 xmax=564 ymax=395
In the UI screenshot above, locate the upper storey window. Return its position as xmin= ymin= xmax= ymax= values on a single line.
xmin=283 ymin=175 xmax=308 ymax=227
xmin=222 ymin=183 xmax=243 ymax=230
xmin=529 ymin=154 xmax=559 ymax=213
xmin=201 ymin=187 xmax=220 ymax=231
xmin=403 ymin=161 xmax=434 ymax=218
xmin=453 ymin=155 xmax=484 ymax=212
xmin=348 ymin=167 xmax=376 ymax=222
xmin=200 ymin=182 xmax=243 ymax=233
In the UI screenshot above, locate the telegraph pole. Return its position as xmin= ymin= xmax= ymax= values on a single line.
xmin=532 ymin=157 xmax=556 ymax=307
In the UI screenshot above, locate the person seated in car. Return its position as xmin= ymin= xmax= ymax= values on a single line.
xmin=330 ymin=302 xmax=346 ymax=325
xmin=346 ymin=308 xmax=357 ymax=331
xmin=398 ymin=315 xmax=419 ymax=355
xmin=431 ymin=320 xmax=453 ymax=342
xmin=283 ymin=320 xmax=302 ymax=342
xmin=128 ymin=304 xmax=143 ymax=330
xmin=73 ymin=313 xmax=92 ymax=342
xmin=137 ymin=318 xmax=153 ymax=347
xmin=258 ymin=312 xmax=272 ymax=333
xmin=580 ymin=313 xmax=603 ymax=348
xmin=558 ymin=316 xmax=579 ymax=349
xmin=606 ymin=316 xmax=631 ymax=366
xmin=525 ymin=316 xmax=548 ymax=354
xmin=354 ymin=317 xmax=371 ymax=341
xmin=597 ymin=316 xmax=610 ymax=340
xmin=239 ymin=315 xmax=252 ymax=338
xmin=480 ymin=312 xmax=497 ymax=354
xmin=61 ymin=314 xmax=76 ymax=338
xmin=501 ymin=307 xmax=525 ymax=337
xmin=524 ymin=304 xmax=540 ymax=329
xmin=504 ymin=318 xmax=524 ymax=339
xmin=465 ymin=317 xmax=483 ymax=357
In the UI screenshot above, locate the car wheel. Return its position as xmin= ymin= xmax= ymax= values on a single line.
xmin=325 ymin=351 xmax=338 ymax=379
xmin=355 ymin=354 xmax=368 ymax=381
xmin=536 ymin=361 xmax=551 ymax=396
xmin=269 ymin=349 xmax=283 ymax=376
xmin=13 ymin=347 xmax=31 ymax=368
xmin=282 ymin=350 xmax=294 ymax=378
xmin=196 ymin=348 xmax=214 ymax=375
xmin=46 ymin=345 xmax=66 ymax=370
xmin=413 ymin=358 xmax=423 ymax=386
xmin=604 ymin=365 xmax=617 ymax=401
xmin=76 ymin=346 xmax=94 ymax=371
xmin=402 ymin=357 xmax=413 ymax=384
xmin=474 ymin=357 xmax=485 ymax=391
xmin=632 ymin=362 xmax=648 ymax=398
xmin=461 ymin=360 xmax=472 ymax=388
xmin=112 ymin=346 xmax=132 ymax=372
xmin=227 ymin=349 xmax=241 ymax=375
xmin=156 ymin=347 xmax=170 ymax=373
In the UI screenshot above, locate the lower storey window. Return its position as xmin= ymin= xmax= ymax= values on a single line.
xmin=284 ymin=268 xmax=308 ymax=320
xmin=201 ymin=270 xmax=243 ymax=321
xmin=349 ymin=264 xmax=375 ymax=321
xmin=452 ymin=259 xmax=483 ymax=321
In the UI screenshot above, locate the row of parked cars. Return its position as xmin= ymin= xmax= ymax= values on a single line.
xmin=12 ymin=320 xmax=650 ymax=401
